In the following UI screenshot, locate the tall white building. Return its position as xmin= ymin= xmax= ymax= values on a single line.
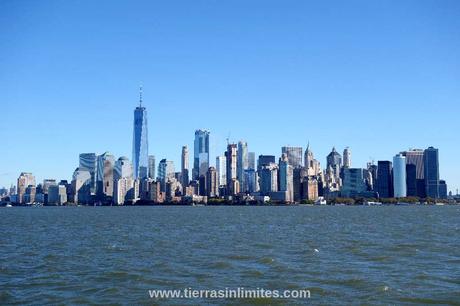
xmin=393 ymin=154 xmax=407 ymax=198
xmin=216 ymin=155 xmax=227 ymax=186
xmin=237 ymin=141 xmax=248 ymax=189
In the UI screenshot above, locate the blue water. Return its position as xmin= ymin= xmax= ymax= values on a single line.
xmin=1 ymin=206 xmax=460 ymax=305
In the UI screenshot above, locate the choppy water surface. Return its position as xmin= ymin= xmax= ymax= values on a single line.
xmin=1 ymin=206 xmax=460 ymax=305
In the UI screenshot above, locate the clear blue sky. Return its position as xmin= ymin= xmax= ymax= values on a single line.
xmin=1 ymin=0 xmax=459 ymax=192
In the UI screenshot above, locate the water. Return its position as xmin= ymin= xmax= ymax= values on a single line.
xmin=1 ymin=206 xmax=460 ymax=305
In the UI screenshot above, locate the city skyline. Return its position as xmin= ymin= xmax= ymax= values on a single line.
xmin=1 ymin=1 xmax=459 ymax=191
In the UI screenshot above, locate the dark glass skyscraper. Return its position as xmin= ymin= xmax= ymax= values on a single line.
xmin=406 ymin=164 xmax=417 ymax=197
xmin=132 ymin=87 xmax=149 ymax=179
xmin=424 ymin=146 xmax=439 ymax=198
xmin=377 ymin=160 xmax=393 ymax=198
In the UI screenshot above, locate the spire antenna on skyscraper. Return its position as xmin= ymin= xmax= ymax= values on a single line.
xmin=139 ymin=84 xmax=143 ymax=107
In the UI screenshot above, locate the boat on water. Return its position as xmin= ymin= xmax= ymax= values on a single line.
xmin=364 ymin=201 xmax=382 ymax=206
xmin=435 ymin=202 xmax=445 ymax=206
xmin=314 ymin=197 xmax=327 ymax=205
xmin=6 ymin=203 xmax=12 ymax=207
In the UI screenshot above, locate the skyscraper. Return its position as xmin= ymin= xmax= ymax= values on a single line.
xmin=237 ymin=141 xmax=248 ymax=189
xmin=226 ymin=144 xmax=238 ymax=195
xmin=259 ymin=163 xmax=278 ymax=195
xmin=79 ymin=153 xmax=97 ymax=193
xmin=114 ymin=156 xmax=133 ymax=180
xmin=206 ymin=167 xmax=218 ymax=197
xmin=424 ymin=146 xmax=439 ymax=198
xmin=281 ymin=146 xmax=303 ymax=168
xmin=400 ymin=149 xmax=424 ymax=179
xmin=216 ymin=155 xmax=227 ymax=186
xmin=377 ymin=160 xmax=393 ymax=198
xmin=72 ymin=168 xmax=91 ymax=204
xmin=158 ymin=159 xmax=175 ymax=192
xmin=279 ymin=153 xmax=294 ymax=202
xmin=406 ymin=164 xmax=417 ymax=197
xmin=304 ymin=144 xmax=321 ymax=176
xmin=193 ymin=129 xmax=210 ymax=179
xmin=17 ymin=172 xmax=36 ymax=204
xmin=341 ymin=168 xmax=367 ymax=198
xmin=343 ymin=147 xmax=351 ymax=168
xmin=132 ymin=86 xmax=149 ymax=179
xmin=181 ymin=145 xmax=190 ymax=189
xmin=96 ymin=152 xmax=115 ymax=200
xmin=257 ymin=155 xmax=276 ymax=171
xmin=327 ymin=147 xmax=342 ymax=179
xmin=393 ymin=154 xmax=407 ymax=198
xmin=148 ymin=155 xmax=156 ymax=180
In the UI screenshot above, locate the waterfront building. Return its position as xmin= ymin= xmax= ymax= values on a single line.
xmin=393 ymin=154 xmax=407 ymax=198
xmin=226 ymin=144 xmax=238 ymax=195
xmin=158 ymin=159 xmax=175 ymax=192
xmin=206 ymin=167 xmax=218 ymax=197
xmin=424 ymin=147 xmax=440 ymax=199
xmin=24 ymin=185 xmax=36 ymax=204
xmin=259 ymin=163 xmax=278 ymax=196
xmin=326 ymin=147 xmax=342 ymax=182
xmin=341 ymin=168 xmax=367 ymax=198
xmin=96 ymin=152 xmax=115 ymax=201
xmin=230 ymin=179 xmax=240 ymax=196
xmin=149 ymin=180 xmax=162 ymax=202
xmin=114 ymin=177 xmax=135 ymax=204
xmin=216 ymin=155 xmax=227 ymax=186
xmin=132 ymin=87 xmax=149 ymax=179
xmin=17 ymin=172 xmax=36 ymax=204
xmin=79 ymin=153 xmax=97 ymax=193
xmin=343 ymin=147 xmax=351 ymax=168
xmin=193 ymin=129 xmax=210 ymax=179
xmin=47 ymin=185 xmax=67 ymax=205
xmin=148 ymin=155 xmax=156 ymax=180
xmin=366 ymin=162 xmax=378 ymax=191
xmin=400 ymin=149 xmax=424 ymax=179
xmin=113 ymin=157 xmax=134 ymax=204
xmin=181 ymin=146 xmax=190 ymax=190
xmin=72 ymin=168 xmax=91 ymax=204
xmin=439 ymin=180 xmax=447 ymax=199
xmin=324 ymin=165 xmax=341 ymax=194
xmin=42 ymin=179 xmax=57 ymax=195
xmin=301 ymin=176 xmax=319 ymax=201
xmin=237 ymin=141 xmax=248 ymax=189
xmin=281 ymin=146 xmax=303 ymax=168
xmin=114 ymin=157 xmax=133 ymax=180
xmin=304 ymin=144 xmax=321 ymax=176
xmin=377 ymin=161 xmax=393 ymax=198
xmin=406 ymin=164 xmax=417 ymax=197
xmin=401 ymin=148 xmax=426 ymax=197
xmin=278 ymin=153 xmax=294 ymax=202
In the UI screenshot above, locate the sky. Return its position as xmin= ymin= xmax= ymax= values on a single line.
xmin=1 ymin=0 xmax=459 ymax=192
